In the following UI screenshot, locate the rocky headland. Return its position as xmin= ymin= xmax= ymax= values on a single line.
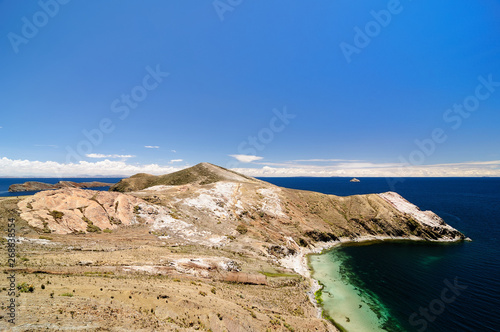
xmin=0 ymin=163 xmax=469 ymax=331
xmin=8 ymin=181 xmax=114 ymax=192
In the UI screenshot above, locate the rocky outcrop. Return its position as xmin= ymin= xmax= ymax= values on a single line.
xmin=17 ymin=187 xmax=227 ymax=245
xmin=9 ymin=181 xmax=113 ymax=192
xmin=18 ymin=188 xmax=145 ymax=234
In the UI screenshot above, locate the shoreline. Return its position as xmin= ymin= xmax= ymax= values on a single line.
xmin=279 ymin=235 xmax=468 ymax=331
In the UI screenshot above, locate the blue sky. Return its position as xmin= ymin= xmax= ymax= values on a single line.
xmin=1 ymin=0 xmax=499 ymax=177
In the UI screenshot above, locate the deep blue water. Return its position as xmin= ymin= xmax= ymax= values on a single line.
xmin=0 ymin=178 xmax=122 ymax=197
xmin=260 ymin=177 xmax=500 ymax=332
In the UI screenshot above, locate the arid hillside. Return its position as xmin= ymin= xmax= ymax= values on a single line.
xmin=109 ymin=162 xmax=258 ymax=192
xmin=0 ymin=163 xmax=468 ymax=331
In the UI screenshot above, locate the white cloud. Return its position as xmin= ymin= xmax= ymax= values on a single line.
xmin=145 ymin=146 xmax=160 ymax=149
xmin=1 ymin=156 xmax=499 ymax=178
xmin=170 ymin=159 xmax=183 ymax=163
xmin=171 ymin=150 xmax=177 ymax=153
xmin=293 ymin=158 xmax=362 ymax=162
xmin=86 ymin=153 xmax=134 ymax=159
xmin=231 ymin=160 xmax=500 ymax=177
xmin=0 ymin=157 xmax=186 ymax=177
xmin=229 ymin=154 xmax=264 ymax=163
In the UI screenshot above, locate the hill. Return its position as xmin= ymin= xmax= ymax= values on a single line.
xmin=109 ymin=162 xmax=257 ymax=192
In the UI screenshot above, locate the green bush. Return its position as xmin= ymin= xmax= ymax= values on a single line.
xmin=86 ymin=222 xmax=101 ymax=233
xmin=236 ymin=224 xmax=248 ymax=234
xmin=17 ymin=282 xmax=34 ymax=293
xmin=82 ymin=217 xmax=101 ymax=232
xmin=42 ymin=221 xmax=51 ymax=233
xmin=49 ymin=210 xmax=64 ymax=220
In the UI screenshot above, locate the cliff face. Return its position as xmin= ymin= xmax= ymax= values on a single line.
xmin=9 ymin=181 xmax=113 ymax=192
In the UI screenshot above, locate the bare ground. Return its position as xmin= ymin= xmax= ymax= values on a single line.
xmin=0 ymin=197 xmax=335 ymax=331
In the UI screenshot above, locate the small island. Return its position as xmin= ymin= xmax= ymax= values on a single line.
xmin=350 ymin=178 xmax=360 ymax=182
xmin=8 ymin=180 xmax=114 ymax=192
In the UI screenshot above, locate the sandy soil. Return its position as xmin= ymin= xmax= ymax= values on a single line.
xmin=0 ymin=198 xmax=336 ymax=331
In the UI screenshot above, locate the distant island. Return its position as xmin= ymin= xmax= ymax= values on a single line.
xmin=350 ymin=178 xmax=360 ymax=182
xmin=8 ymin=180 xmax=114 ymax=192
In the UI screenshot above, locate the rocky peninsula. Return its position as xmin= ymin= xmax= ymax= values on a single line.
xmin=8 ymin=180 xmax=114 ymax=192
xmin=0 ymin=163 xmax=468 ymax=331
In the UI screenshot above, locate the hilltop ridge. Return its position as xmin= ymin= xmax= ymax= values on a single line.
xmin=110 ymin=162 xmax=258 ymax=192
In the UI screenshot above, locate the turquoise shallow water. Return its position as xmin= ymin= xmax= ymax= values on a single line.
xmin=262 ymin=177 xmax=500 ymax=332
xmin=311 ymin=241 xmax=476 ymax=332
xmin=310 ymin=248 xmax=405 ymax=331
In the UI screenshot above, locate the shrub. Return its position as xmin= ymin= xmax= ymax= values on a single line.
xmin=42 ymin=221 xmax=52 ymax=233
xmin=49 ymin=210 xmax=64 ymax=221
xmin=236 ymin=224 xmax=248 ymax=234
xmin=86 ymin=222 xmax=101 ymax=233
xmin=305 ymin=230 xmax=338 ymax=242
xmin=297 ymin=238 xmax=309 ymax=247
xmin=109 ymin=216 xmax=121 ymax=225
xmin=82 ymin=217 xmax=101 ymax=233
xmin=17 ymin=282 xmax=34 ymax=293
xmin=60 ymin=292 xmax=73 ymax=297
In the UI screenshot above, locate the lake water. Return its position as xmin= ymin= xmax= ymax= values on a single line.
xmin=261 ymin=177 xmax=500 ymax=332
